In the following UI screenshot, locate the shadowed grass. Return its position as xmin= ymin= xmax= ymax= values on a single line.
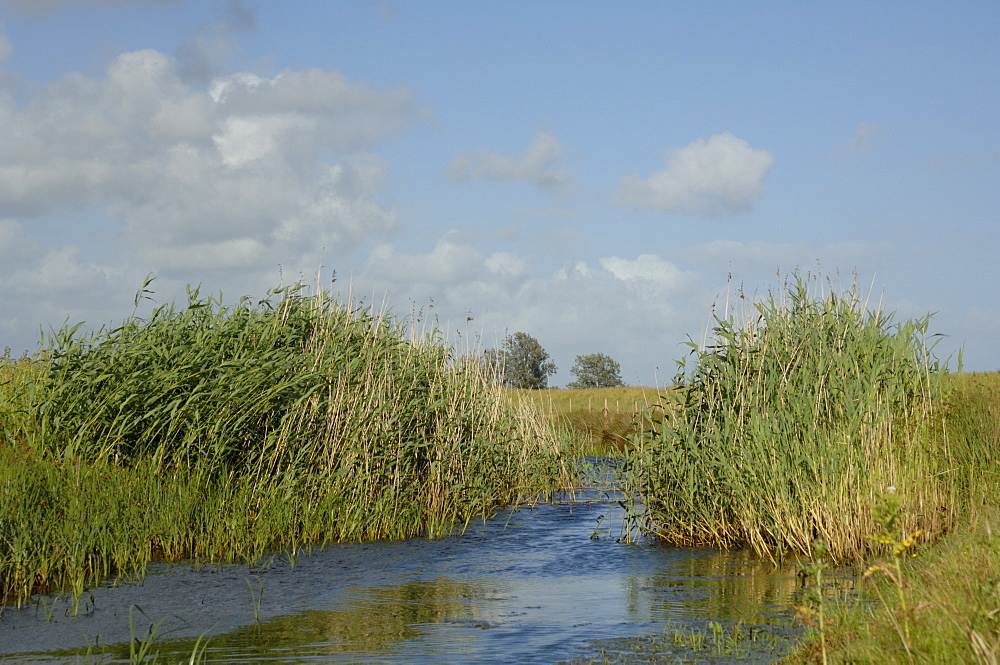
xmin=0 ymin=281 xmax=567 ymax=605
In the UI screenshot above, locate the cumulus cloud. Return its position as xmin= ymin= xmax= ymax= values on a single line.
xmin=362 ymin=232 xmax=536 ymax=319
xmin=599 ymin=254 xmax=689 ymax=290
xmin=617 ymin=132 xmax=773 ymax=216
xmin=0 ymin=48 xmax=419 ymax=273
xmin=0 ymin=40 xmax=423 ymax=353
xmin=447 ymin=132 xmax=574 ymax=197
xmin=366 ymin=232 xmax=487 ymax=285
xmin=353 ymin=233 xmax=704 ymax=385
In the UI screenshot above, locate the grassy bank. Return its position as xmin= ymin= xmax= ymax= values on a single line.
xmin=787 ymin=371 xmax=1000 ymax=663
xmin=616 ymin=271 xmax=1000 ymax=660
xmin=0 ymin=283 xmax=567 ymax=606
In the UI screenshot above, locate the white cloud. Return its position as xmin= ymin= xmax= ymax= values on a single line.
xmin=0 ymin=43 xmax=423 ymax=354
xmin=366 ymin=232 xmax=486 ymax=285
xmin=213 ymin=114 xmax=315 ymax=167
xmin=352 ymin=233 xmax=705 ymax=385
xmin=0 ymin=48 xmax=418 ymax=272
xmin=484 ymin=251 xmax=529 ymax=279
xmin=686 ymin=239 xmax=889 ymax=275
xmin=599 ymin=254 xmax=689 ymax=291
xmin=0 ymin=33 xmax=11 ymax=62
xmin=0 ymin=223 xmax=135 ymax=353
xmin=447 ymin=132 xmax=574 ymax=197
xmin=617 ymin=132 xmax=774 ymax=216
xmin=0 ymin=219 xmax=41 ymax=268
xmin=210 ymin=68 xmax=416 ymax=151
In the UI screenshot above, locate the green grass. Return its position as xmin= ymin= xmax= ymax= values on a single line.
xmin=513 ymin=386 xmax=664 ymax=416
xmin=613 ymin=270 xmax=1000 ymax=661
xmin=624 ymin=272 xmax=958 ymax=563
xmin=0 ymin=281 xmax=567 ymax=606
xmin=510 ymin=386 xmax=669 ymax=456
xmin=786 ymin=371 xmax=1000 ymax=663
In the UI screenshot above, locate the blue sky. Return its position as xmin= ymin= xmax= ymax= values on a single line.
xmin=1 ymin=0 xmax=997 ymax=384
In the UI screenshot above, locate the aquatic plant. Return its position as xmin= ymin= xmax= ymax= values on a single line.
xmin=626 ymin=271 xmax=953 ymax=562
xmin=795 ymin=539 xmax=832 ymax=665
xmin=0 ymin=279 xmax=566 ymax=604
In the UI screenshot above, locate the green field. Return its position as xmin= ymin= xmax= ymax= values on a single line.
xmin=509 ymin=385 xmax=671 ymax=456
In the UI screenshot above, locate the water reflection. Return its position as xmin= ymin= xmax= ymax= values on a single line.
xmin=0 ymin=477 xmax=844 ymax=663
xmin=193 ymin=579 xmax=504 ymax=660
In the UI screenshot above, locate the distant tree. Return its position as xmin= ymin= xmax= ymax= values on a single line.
xmin=490 ymin=332 xmax=557 ymax=390
xmin=567 ymin=353 xmax=625 ymax=389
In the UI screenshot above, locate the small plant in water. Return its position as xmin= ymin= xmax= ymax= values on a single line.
xmin=35 ymin=593 xmax=61 ymax=622
xmin=864 ymin=492 xmax=926 ymax=662
xmin=128 ymin=605 xmax=163 ymax=664
xmin=248 ymin=577 xmax=265 ymax=622
xmin=668 ymin=621 xmax=751 ymax=657
xmin=795 ymin=538 xmax=831 ymax=665
xmin=671 ymin=626 xmax=706 ymax=651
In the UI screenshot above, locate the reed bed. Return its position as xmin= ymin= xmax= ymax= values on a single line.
xmin=0 ymin=282 xmax=566 ymax=605
xmin=625 ymin=273 xmax=956 ymax=562
xmin=788 ymin=372 xmax=1000 ymax=663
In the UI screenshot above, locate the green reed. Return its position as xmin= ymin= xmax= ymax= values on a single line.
xmin=786 ymin=372 xmax=1000 ymax=663
xmin=625 ymin=272 xmax=954 ymax=562
xmin=0 ymin=280 xmax=566 ymax=605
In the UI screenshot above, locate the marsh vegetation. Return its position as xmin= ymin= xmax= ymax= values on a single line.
xmin=608 ymin=272 xmax=1000 ymax=662
xmin=2 ymin=271 xmax=998 ymax=663
xmin=0 ymin=281 xmax=567 ymax=606
xmin=785 ymin=371 xmax=1000 ymax=663
xmin=623 ymin=273 xmax=955 ymax=563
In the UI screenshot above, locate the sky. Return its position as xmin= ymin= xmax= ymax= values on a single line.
xmin=0 ymin=0 xmax=997 ymax=386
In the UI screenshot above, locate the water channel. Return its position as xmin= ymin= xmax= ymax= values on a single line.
xmin=0 ymin=462 xmax=838 ymax=663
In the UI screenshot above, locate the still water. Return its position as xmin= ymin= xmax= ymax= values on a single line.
xmin=0 ymin=464 xmax=825 ymax=663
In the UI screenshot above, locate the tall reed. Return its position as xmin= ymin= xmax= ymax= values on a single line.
xmin=625 ymin=272 xmax=951 ymax=562
xmin=0 ymin=280 xmax=566 ymax=604
xmin=786 ymin=373 xmax=1000 ymax=663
